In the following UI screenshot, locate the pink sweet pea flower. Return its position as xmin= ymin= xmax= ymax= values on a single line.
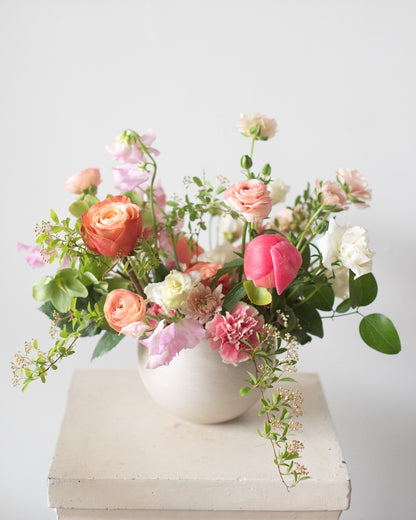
xmin=120 ymin=320 xmax=149 ymax=339
xmin=205 ymin=302 xmax=264 ymax=365
xmin=106 ymin=129 xmax=160 ymax=164
xmin=112 ymin=163 xmax=152 ymax=192
xmin=139 ymin=319 xmax=205 ymax=369
xmin=17 ymin=243 xmax=47 ymax=268
xmin=244 ymin=234 xmax=302 ymax=294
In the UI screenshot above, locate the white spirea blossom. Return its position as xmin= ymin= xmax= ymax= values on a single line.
xmin=317 ymin=218 xmax=374 ymax=278
xmin=144 ymin=271 xmax=201 ymax=312
xmin=268 ymin=178 xmax=290 ymax=205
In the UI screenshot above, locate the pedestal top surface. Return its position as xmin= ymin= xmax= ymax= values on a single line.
xmin=48 ymin=370 xmax=350 ymax=512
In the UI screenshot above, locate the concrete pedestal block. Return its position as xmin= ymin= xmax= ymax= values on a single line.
xmin=48 ymin=370 xmax=351 ymax=519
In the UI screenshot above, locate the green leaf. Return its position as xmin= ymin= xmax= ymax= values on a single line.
xmin=123 ymin=190 xmax=143 ymax=206
xmin=69 ymin=199 xmax=90 ymax=217
xmin=359 ymin=313 xmax=401 ymax=354
xmin=349 ymin=271 xmax=378 ymax=308
xmin=91 ymin=331 xmax=124 ymax=360
xmin=239 ymin=386 xmax=252 ymax=396
xmin=336 ymin=298 xmax=351 ymax=313
xmin=244 ymin=280 xmax=272 ymax=306
xmin=296 ymin=303 xmax=323 ymax=338
xmin=50 ymin=209 xmax=59 ymax=223
xmin=222 ymin=282 xmax=247 ymax=312
xmin=32 ymin=276 xmax=53 ymax=302
xmin=304 ymin=284 xmax=334 ymax=311
xmin=49 ymin=284 xmax=74 ymax=312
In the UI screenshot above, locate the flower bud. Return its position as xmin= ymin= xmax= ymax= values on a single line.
xmin=240 ymin=155 xmax=253 ymax=170
xmin=262 ymin=164 xmax=272 ymax=177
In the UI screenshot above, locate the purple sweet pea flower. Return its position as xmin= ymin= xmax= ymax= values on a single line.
xmin=106 ymin=129 xmax=160 ymax=164
xmin=139 ymin=319 xmax=205 ymax=369
xmin=112 ymin=164 xmax=152 ymax=193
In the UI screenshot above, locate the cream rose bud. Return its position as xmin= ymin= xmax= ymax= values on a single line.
xmin=268 ymin=178 xmax=290 ymax=205
xmin=144 ymin=270 xmax=201 ymax=312
xmin=317 ymin=218 xmax=374 ymax=278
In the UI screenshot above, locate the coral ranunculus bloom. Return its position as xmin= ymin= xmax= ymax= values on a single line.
xmin=81 ymin=195 xmax=142 ymax=257
xmin=244 ymin=234 xmax=302 ymax=294
xmin=104 ymin=289 xmax=146 ymax=333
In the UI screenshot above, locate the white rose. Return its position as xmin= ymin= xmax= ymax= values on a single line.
xmin=144 ymin=270 xmax=201 ymax=312
xmin=317 ymin=218 xmax=374 ymax=278
xmin=268 ymin=178 xmax=289 ymax=205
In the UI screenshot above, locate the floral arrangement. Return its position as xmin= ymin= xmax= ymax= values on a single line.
xmin=13 ymin=113 xmax=401 ymax=489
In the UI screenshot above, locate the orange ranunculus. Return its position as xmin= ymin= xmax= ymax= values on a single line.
xmin=104 ymin=289 xmax=146 ymax=333
xmin=173 ymin=236 xmax=204 ymax=266
xmin=184 ymin=261 xmax=230 ymax=291
xmin=81 ymin=195 xmax=142 ymax=257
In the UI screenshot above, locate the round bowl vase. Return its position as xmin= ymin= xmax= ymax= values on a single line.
xmin=138 ymin=338 xmax=259 ymax=424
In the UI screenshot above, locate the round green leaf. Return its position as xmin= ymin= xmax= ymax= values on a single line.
xmin=336 ymin=298 xmax=351 ymax=313
xmin=359 ymin=313 xmax=401 ymax=354
xmin=244 ymin=280 xmax=272 ymax=306
xmin=304 ymin=284 xmax=334 ymax=311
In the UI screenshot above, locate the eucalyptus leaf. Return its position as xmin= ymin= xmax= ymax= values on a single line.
xmin=295 ymin=303 xmax=323 ymax=338
xmin=222 ymin=282 xmax=247 ymax=312
xmin=244 ymin=280 xmax=272 ymax=306
xmin=349 ymin=271 xmax=378 ymax=308
xmin=359 ymin=313 xmax=401 ymax=354
xmin=336 ymin=298 xmax=351 ymax=313
xmin=304 ymin=284 xmax=334 ymax=311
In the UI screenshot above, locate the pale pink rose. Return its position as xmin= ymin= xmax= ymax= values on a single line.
xmin=64 ymin=168 xmax=102 ymax=194
xmin=336 ymin=168 xmax=371 ymax=208
xmin=315 ymin=179 xmax=348 ymax=210
xmin=275 ymin=207 xmax=294 ymax=232
xmin=205 ymin=302 xmax=265 ymax=365
xmin=139 ymin=319 xmax=205 ymax=369
xmin=224 ymin=179 xmax=272 ymax=223
xmin=237 ymin=113 xmax=278 ymax=139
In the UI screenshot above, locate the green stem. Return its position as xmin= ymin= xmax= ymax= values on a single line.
xmin=295 ymin=205 xmax=324 ymax=252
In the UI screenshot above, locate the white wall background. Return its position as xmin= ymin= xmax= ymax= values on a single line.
xmin=1 ymin=0 xmax=415 ymax=518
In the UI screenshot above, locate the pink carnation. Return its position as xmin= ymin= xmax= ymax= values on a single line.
xmin=205 ymin=302 xmax=264 ymax=365
xmin=336 ymin=168 xmax=371 ymax=208
xmin=224 ymin=179 xmax=272 ymax=223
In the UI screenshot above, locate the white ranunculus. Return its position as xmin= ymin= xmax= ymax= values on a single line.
xmin=198 ymin=242 xmax=238 ymax=265
xmin=219 ymin=214 xmax=244 ymax=242
xmin=144 ymin=271 xmax=201 ymax=312
xmin=317 ymin=218 xmax=374 ymax=278
xmin=268 ymin=178 xmax=290 ymax=205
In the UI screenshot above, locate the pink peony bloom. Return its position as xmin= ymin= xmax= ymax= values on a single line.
xmin=65 ymin=168 xmax=102 ymax=194
xmin=224 ymin=179 xmax=273 ymax=223
xmin=336 ymin=168 xmax=371 ymax=208
xmin=244 ymin=234 xmax=302 ymax=294
xmin=315 ymin=179 xmax=348 ymax=210
xmin=205 ymin=302 xmax=264 ymax=365
xmin=139 ymin=319 xmax=205 ymax=369
xmin=106 ymin=129 xmax=160 ymax=164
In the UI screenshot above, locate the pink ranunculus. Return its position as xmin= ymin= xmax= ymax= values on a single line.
xmin=205 ymin=302 xmax=264 ymax=365
xmin=244 ymin=234 xmax=302 ymax=294
xmin=139 ymin=319 xmax=205 ymax=369
xmin=224 ymin=179 xmax=273 ymax=223
xmin=336 ymin=168 xmax=371 ymax=208
xmin=315 ymin=179 xmax=348 ymax=210
xmin=64 ymin=168 xmax=102 ymax=194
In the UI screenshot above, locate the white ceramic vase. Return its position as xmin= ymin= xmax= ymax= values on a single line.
xmin=137 ymin=338 xmax=259 ymax=424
